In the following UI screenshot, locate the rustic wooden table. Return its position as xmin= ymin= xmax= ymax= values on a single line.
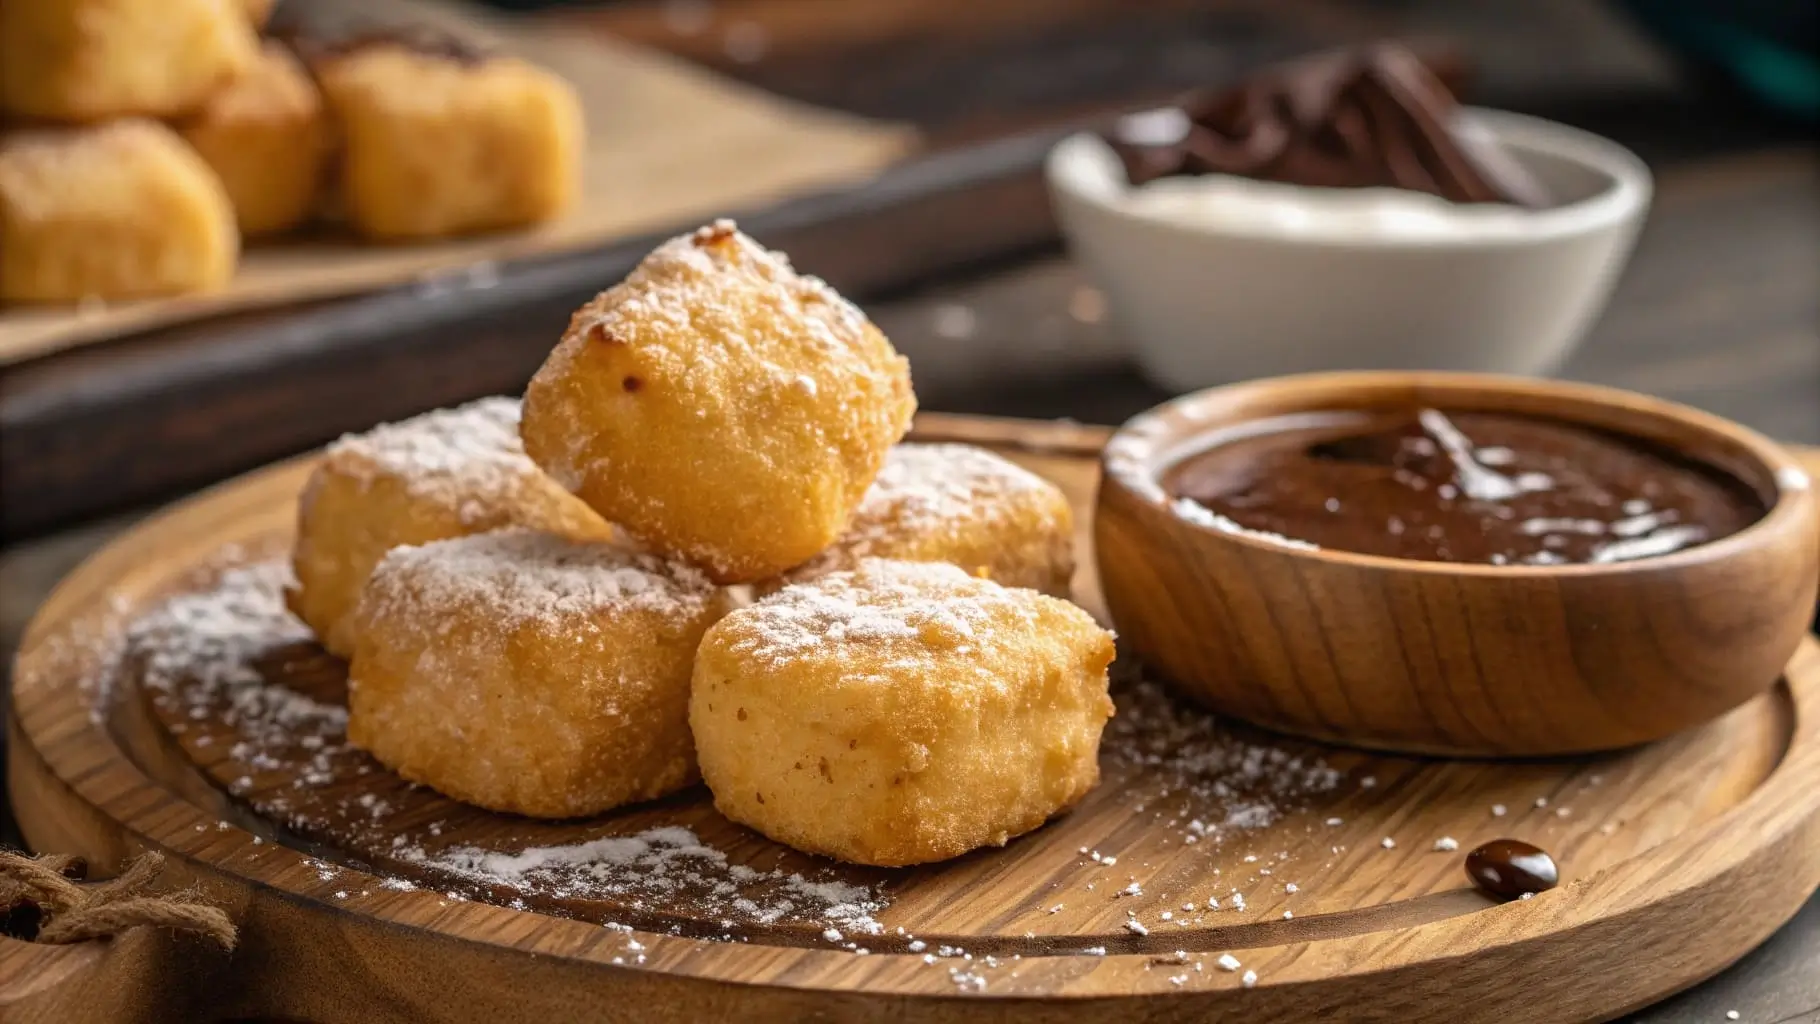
xmin=3 ymin=0 xmax=1817 ymax=1019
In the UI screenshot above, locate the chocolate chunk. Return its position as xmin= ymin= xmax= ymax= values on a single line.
xmin=1104 ymin=43 xmax=1551 ymax=208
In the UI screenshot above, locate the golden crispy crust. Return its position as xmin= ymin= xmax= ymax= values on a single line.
xmin=180 ymin=41 xmax=328 ymax=236
xmin=769 ymin=443 xmax=1075 ymax=596
xmin=0 ymin=0 xmax=256 ymax=121
xmin=348 ymin=529 xmax=729 ymax=818
xmin=521 ymin=221 xmax=916 ymax=583
xmin=691 ymin=559 xmax=1115 ymax=866
xmin=0 ymin=121 xmax=237 ymax=302
xmin=287 ymin=397 xmax=611 ymax=658
xmin=315 ymin=43 xmax=580 ymax=240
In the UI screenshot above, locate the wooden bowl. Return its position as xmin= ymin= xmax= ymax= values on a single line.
xmin=1095 ymin=372 xmax=1820 ymax=756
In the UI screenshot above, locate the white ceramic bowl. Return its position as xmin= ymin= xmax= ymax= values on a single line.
xmin=1046 ymin=108 xmax=1653 ymax=392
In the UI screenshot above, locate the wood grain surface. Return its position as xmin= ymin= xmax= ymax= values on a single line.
xmin=8 ymin=416 xmax=1820 ymax=1022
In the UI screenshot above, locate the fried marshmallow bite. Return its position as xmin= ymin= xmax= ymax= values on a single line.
xmin=521 ymin=221 xmax=917 ymax=583
xmin=773 ymin=443 xmax=1075 ymax=596
xmin=691 ymin=559 xmax=1115 ymax=866
xmin=349 ymin=530 xmax=729 ymax=818
xmin=0 ymin=122 xmax=237 ymax=302
xmin=288 ymin=397 xmax=611 ymax=658
xmin=0 ymin=0 xmax=257 ymax=121
xmin=180 ymin=41 xmax=329 ymax=236
xmin=315 ymin=40 xmax=581 ymax=240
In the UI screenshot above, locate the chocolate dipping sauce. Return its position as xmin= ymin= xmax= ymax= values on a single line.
xmin=1165 ymin=409 xmax=1765 ymax=565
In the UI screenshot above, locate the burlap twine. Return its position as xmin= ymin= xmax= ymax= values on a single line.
xmin=0 ymin=850 xmax=236 ymax=949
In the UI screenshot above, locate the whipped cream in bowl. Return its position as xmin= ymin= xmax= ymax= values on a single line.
xmin=1080 ymin=102 xmax=1550 ymax=244
xmin=1110 ymin=157 xmax=1540 ymax=244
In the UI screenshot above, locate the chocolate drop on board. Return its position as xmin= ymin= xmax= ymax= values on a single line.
xmin=1465 ymin=839 xmax=1559 ymax=901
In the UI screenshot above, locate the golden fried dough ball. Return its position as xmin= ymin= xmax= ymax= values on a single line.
xmin=288 ymin=397 xmax=611 ymax=659
xmin=349 ymin=529 xmax=729 ymax=818
xmin=773 ymin=443 xmax=1075 ymax=596
xmin=0 ymin=122 xmax=237 ymax=303
xmin=179 ymin=42 xmax=328 ymax=236
xmin=522 ymin=221 xmax=917 ymax=583
xmin=315 ymin=41 xmax=581 ymax=240
xmin=0 ymin=0 xmax=257 ymax=121
xmin=691 ymin=559 xmax=1115 ymax=866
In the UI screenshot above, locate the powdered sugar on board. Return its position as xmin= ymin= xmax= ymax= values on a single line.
xmin=133 ymin=558 xmax=354 ymax=801
xmin=134 ymin=559 xmax=343 ymax=742
xmin=400 ymin=826 xmax=887 ymax=944
xmin=130 ymin=554 xmax=893 ymax=940
xmin=133 ymin=551 xmax=1360 ymax=950
xmin=1102 ymin=677 xmax=1342 ymax=834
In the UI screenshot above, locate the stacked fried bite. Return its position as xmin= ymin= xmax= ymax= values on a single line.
xmin=520 ymin=220 xmax=917 ymax=583
xmin=287 ymin=396 xmax=611 ymax=659
xmin=292 ymin=221 xmax=1113 ymax=864
xmin=768 ymin=442 xmax=1077 ymax=596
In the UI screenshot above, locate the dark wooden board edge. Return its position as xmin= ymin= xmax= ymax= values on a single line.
xmin=0 ymin=129 xmax=1070 ymax=542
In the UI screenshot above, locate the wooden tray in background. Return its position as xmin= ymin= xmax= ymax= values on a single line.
xmin=10 ymin=414 xmax=1820 ymax=1023
xmin=0 ymin=134 xmax=1062 ymax=541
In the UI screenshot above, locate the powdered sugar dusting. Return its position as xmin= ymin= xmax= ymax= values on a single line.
xmin=727 ymin=560 xmax=1026 ymax=670
xmin=569 ymin=220 xmax=869 ymax=358
xmin=865 ymin=444 xmax=1055 ymax=526
xmin=324 ymin=397 xmax=536 ymax=523
xmin=787 ymin=443 xmax=1066 ymax=578
xmin=362 ymin=528 xmax=716 ymax=629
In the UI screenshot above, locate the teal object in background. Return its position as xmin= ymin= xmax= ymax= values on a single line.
xmin=1616 ymin=0 xmax=1820 ymax=120
xmin=472 ymin=0 xmax=1819 ymax=119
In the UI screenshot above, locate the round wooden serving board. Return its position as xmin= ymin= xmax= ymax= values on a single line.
xmin=10 ymin=414 xmax=1820 ymax=1024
